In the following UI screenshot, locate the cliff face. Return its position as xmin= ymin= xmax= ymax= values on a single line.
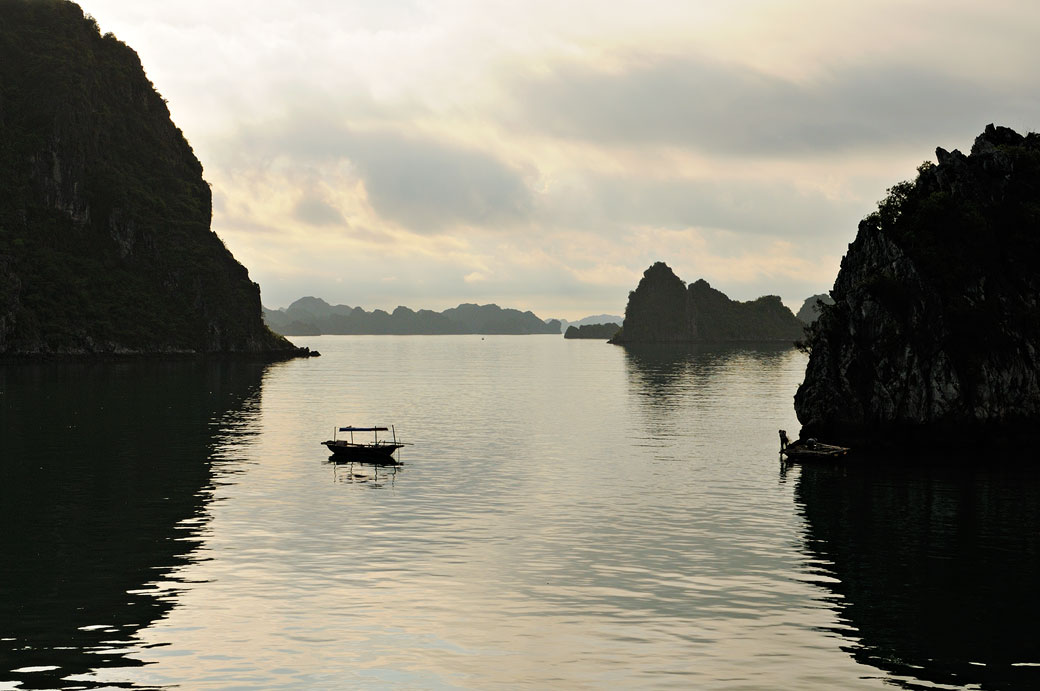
xmin=0 ymin=0 xmax=299 ymax=356
xmin=610 ymin=262 xmax=804 ymax=344
xmin=795 ymin=125 xmax=1040 ymax=446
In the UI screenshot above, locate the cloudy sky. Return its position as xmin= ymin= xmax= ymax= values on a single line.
xmin=78 ymin=0 xmax=1039 ymax=319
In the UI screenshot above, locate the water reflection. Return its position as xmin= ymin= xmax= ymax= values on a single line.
xmin=622 ymin=342 xmax=795 ymax=398
xmin=620 ymin=342 xmax=801 ymax=461
xmin=326 ymin=460 xmax=401 ymax=488
xmin=794 ymin=460 xmax=1040 ymax=689
xmin=0 ymin=361 xmax=266 ymax=689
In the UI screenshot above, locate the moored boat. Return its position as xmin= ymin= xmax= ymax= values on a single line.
xmin=323 ymin=426 xmax=406 ymax=464
xmin=779 ymin=429 xmax=849 ymax=461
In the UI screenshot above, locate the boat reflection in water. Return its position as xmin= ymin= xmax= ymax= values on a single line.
xmin=325 ymin=459 xmax=401 ymax=488
xmin=793 ymin=458 xmax=1040 ymax=689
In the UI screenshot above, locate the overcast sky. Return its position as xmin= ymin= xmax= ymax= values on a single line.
xmin=77 ymin=0 xmax=1040 ymax=319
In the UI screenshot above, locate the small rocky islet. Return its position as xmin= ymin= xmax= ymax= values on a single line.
xmin=564 ymin=323 xmax=621 ymax=339
xmin=796 ymin=294 xmax=834 ymax=324
xmin=609 ymin=262 xmax=806 ymax=344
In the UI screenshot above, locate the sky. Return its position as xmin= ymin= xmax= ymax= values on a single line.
xmin=76 ymin=0 xmax=1040 ymax=320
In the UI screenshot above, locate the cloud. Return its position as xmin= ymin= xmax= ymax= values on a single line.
xmin=225 ymin=116 xmax=533 ymax=233
xmin=292 ymin=196 xmax=346 ymax=226
xmin=538 ymin=173 xmax=859 ymax=240
xmin=505 ymin=55 xmax=1033 ymax=157
xmin=349 ymin=132 xmax=533 ymax=231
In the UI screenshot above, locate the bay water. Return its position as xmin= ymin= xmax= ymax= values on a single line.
xmin=1 ymin=336 xmax=1038 ymax=689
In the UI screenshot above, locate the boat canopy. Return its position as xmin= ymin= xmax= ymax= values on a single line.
xmin=339 ymin=426 xmax=389 ymax=432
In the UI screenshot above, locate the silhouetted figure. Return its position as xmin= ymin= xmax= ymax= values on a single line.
xmin=779 ymin=429 xmax=789 ymax=450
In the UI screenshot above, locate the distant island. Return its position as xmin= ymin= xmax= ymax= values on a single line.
xmin=609 ymin=263 xmax=805 ymax=344
xmin=0 ymin=1 xmax=305 ymax=358
xmin=553 ymin=314 xmax=624 ymax=332
xmin=796 ymin=125 xmax=1040 ymax=449
xmin=796 ymin=294 xmax=834 ymax=324
xmin=264 ymin=297 xmax=561 ymax=335
xmin=564 ymin=323 xmax=621 ymax=339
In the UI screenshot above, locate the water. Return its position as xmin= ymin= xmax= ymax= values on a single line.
xmin=1 ymin=336 xmax=1038 ymax=689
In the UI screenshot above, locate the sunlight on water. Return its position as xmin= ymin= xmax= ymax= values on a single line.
xmin=2 ymin=337 xmax=1039 ymax=689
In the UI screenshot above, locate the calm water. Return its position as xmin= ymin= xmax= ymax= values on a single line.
xmin=1 ymin=336 xmax=1039 ymax=689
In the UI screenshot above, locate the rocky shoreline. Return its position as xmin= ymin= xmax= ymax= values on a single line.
xmin=0 ymin=346 xmax=319 ymax=364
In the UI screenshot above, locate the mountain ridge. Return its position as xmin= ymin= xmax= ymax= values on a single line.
xmin=264 ymin=299 xmax=561 ymax=335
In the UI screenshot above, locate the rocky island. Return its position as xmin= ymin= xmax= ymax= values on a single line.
xmin=563 ymin=323 xmax=620 ymax=339
xmin=795 ymin=125 xmax=1040 ymax=449
xmin=796 ymin=294 xmax=834 ymax=324
xmin=609 ymin=262 xmax=805 ymax=344
xmin=0 ymin=0 xmax=306 ymax=358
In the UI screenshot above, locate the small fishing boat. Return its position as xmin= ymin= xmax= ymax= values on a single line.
xmin=322 ymin=426 xmax=406 ymax=464
xmin=779 ymin=429 xmax=849 ymax=461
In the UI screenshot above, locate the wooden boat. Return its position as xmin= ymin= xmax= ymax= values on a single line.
xmin=322 ymin=426 xmax=406 ymax=464
xmin=781 ymin=439 xmax=850 ymax=461
xmin=779 ymin=429 xmax=849 ymax=461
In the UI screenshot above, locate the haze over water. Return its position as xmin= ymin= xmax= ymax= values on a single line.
xmin=2 ymin=336 xmax=1039 ymax=689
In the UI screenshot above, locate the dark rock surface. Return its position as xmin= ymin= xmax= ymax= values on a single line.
xmin=0 ymin=0 xmax=304 ymax=358
xmin=795 ymin=125 xmax=1040 ymax=447
xmin=610 ymin=262 xmax=804 ymax=344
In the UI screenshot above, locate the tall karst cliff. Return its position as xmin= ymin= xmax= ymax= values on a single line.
xmin=795 ymin=125 xmax=1040 ymax=447
xmin=610 ymin=262 xmax=805 ymax=344
xmin=0 ymin=0 xmax=301 ymax=356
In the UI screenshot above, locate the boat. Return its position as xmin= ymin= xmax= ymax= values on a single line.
xmin=781 ymin=439 xmax=850 ymax=461
xmin=322 ymin=426 xmax=406 ymax=464
xmin=779 ymin=429 xmax=849 ymax=461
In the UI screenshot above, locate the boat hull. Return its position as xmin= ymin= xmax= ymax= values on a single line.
xmin=322 ymin=440 xmax=404 ymax=463
xmin=781 ymin=442 xmax=849 ymax=461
